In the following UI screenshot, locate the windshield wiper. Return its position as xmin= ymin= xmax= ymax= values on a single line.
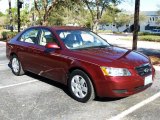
xmin=94 ymin=45 xmax=110 ymax=48
xmin=71 ymin=45 xmax=110 ymax=50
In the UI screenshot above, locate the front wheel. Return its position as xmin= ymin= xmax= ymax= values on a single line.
xmin=11 ymin=55 xmax=25 ymax=76
xmin=68 ymin=70 xmax=95 ymax=103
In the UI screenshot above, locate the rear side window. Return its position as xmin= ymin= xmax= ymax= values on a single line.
xmin=19 ymin=29 xmax=39 ymax=44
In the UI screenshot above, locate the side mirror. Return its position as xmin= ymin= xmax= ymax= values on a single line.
xmin=45 ymin=42 xmax=60 ymax=49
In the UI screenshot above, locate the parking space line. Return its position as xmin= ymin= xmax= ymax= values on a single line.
xmin=108 ymin=91 xmax=160 ymax=120
xmin=0 ymin=80 xmax=38 ymax=90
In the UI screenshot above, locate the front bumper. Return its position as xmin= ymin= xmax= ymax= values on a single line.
xmin=95 ymin=70 xmax=155 ymax=98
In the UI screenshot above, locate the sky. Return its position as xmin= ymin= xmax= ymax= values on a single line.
xmin=0 ymin=0 xmax=159 ymax=14
xmin=118 ymin=0 xmax=160 ymax=12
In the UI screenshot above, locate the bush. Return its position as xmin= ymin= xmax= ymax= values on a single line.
xmin=138 ymin=32 xmax=151 ymax=36
xmin=1 ymin=31 xmax=7 ymax=39
xmin=139 ymin=35 xmax=160 ymax=42
xmin=1 ymin=31 xmax=18 ymax=41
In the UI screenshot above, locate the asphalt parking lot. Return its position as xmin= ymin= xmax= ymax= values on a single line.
xmin=0 ymin=41 xmax=160 ymax=120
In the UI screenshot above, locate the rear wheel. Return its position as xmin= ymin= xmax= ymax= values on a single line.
xmin=11 ymin=55 xmax=24 ymax=76
xmin=68 ymin=70 xmax=95 ymax=103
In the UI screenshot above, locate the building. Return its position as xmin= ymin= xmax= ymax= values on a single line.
xmin=98 ymin=11 xmax=160 ymax=32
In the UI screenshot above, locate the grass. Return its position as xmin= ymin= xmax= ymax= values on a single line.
xmin=97 ymin=30 xmax=113 ymax=34
xmin=139 ymin=35 xmax=160 ymax=42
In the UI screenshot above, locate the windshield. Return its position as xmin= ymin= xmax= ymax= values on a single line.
xmin=56 ymin=30 xmax=110 ymax=49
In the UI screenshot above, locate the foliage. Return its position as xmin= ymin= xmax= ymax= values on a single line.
xmin=100 ymin=7 xmax=121 ymax=24
xmin=139 ymin=35 xmax=160 ymax=42
xmin=156 ymin=18 xmax=160 ymax=25
xmin=34 ymin=0 xmax=58 ymax=25
xmin=20 ymin=9 xmax=30 ymax=27
xmin=1 ymin=31 xmax=18 ymax=40
xmin=138 ymin=32 xmax=160 ymax=36
xmin=82 ymin=0 xmax=122 ymax=31
xmin=115 ymin=13 xmax=131 ymax=31
xmin=0 ymin=11 xmax=4 ymax=17
xmin=0 ymin=16 xmax=7 ymax=26
xmin=5 ymin=8 xmax=17 ymax=26
xmin=2 ymin=0 xmax=147 ymax=34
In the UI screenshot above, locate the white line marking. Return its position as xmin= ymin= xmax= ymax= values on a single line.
xmin=0 ymin=80 xmax=38 ymax=90
xmin=109 ymin=92 xmax=160 ymax=120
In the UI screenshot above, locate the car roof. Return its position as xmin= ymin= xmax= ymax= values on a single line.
xmin=28 ymin=26 xmax=87 ymax=31
xmin=51 ymin=26 xmax=86 ymax=31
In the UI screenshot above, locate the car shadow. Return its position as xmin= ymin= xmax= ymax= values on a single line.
xmin=25 ymin=72 xmax=126 ymax=102
xmin=95 ymin=97 xmax=125 ymax=102
xmin=25 ymin=72 xmax=71 ymax=96
xmin=7 ymin=63 xmax=130 ymax=102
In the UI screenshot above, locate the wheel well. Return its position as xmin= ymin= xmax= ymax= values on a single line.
xmin=68 ymin=67 xmax=97 ymax=96
xmin=10 ymin=52 xmax=17 ymax=58
xmin=9 ymin=52 xmax=17 ymax=59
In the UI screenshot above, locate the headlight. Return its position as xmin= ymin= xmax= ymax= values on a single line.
xmin=101 ymin=67 xmax=131 ymax=76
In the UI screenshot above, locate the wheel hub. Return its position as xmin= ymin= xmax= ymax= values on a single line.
xmin=71 ymin=75 xmax=88 ymax=98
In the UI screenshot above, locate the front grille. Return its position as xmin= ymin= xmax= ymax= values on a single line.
xmin=135 ymin=63 xmax=152 ymax=76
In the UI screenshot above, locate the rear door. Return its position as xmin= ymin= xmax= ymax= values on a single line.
xmin=18 ymin=28 xmax=41 ymax=73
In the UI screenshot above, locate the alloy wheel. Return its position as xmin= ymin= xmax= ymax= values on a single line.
xmin=71 ymin=75 xmax=88 ymax=98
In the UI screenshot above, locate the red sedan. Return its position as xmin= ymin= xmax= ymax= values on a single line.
xmin=6 ymin=26 xmax=155 ymax=102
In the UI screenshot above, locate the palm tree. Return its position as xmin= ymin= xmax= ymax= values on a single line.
xmin=132 ymin=0 xmax=140 ymax=50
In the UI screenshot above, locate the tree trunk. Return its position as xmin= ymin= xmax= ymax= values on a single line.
xmin=8 ymin=0 xmax=13 ymax=32
xmin=93 ymin=20 xmax=99 ymax=32
xmin=132 ymin=0 xmax=140 ymax=50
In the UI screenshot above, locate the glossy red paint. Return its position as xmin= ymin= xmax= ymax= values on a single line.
xmin=6 ymin=26 xmax=155 ymax=98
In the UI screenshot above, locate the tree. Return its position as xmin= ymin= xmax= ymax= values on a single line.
xmin=0 ymin=11 xmax=4 ymax=17
xmin=34 ymin=0 xmax=58 ymax=25
xmin=8 ymin=0 xmax=13 ymax=32
xmin=6 ymin=8 xmax=17 ymax=27
xmin=100 ymin=6 xmax=121 ymax=24
xmin=115 ymin=13 xmax=131 ymax=31
xmin=156 ymin=10 xmax=160 ymax=25
xmin=47 ymin=0 xmax=90 ymax=27
xmin=21 ymin=9 xmax=30 ymax=28
xmin=83 ymin=0 xmax=122 ymax=31
xmin=0 ymin=16 xmax=7 ymax=27
xmin=132 ymin=0 xmax=140 ymax=50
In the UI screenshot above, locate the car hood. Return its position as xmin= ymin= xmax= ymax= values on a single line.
xmin=71 ymin=46 xmax=149 ymax=68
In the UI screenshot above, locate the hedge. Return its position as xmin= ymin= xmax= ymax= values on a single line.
xmin=139 ymin=35 xmax=160 ymax=42
xmin=138 ymin=32 xmax=160 ymax=36
xmin=1 ymin=31 xmax=18 ymax=41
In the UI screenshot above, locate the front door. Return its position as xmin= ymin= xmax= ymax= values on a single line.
xmin=33 ymin=28 xmax=68 ymax=84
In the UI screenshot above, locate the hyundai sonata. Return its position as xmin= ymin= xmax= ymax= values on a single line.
xmin=6 ymin=26 xmax=155 ymax=102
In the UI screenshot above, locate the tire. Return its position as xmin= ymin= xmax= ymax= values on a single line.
xmin=68 ymin=70 xmax=95 ymax=103
xmin=11 ymin=55 xmax=25 ymax=76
